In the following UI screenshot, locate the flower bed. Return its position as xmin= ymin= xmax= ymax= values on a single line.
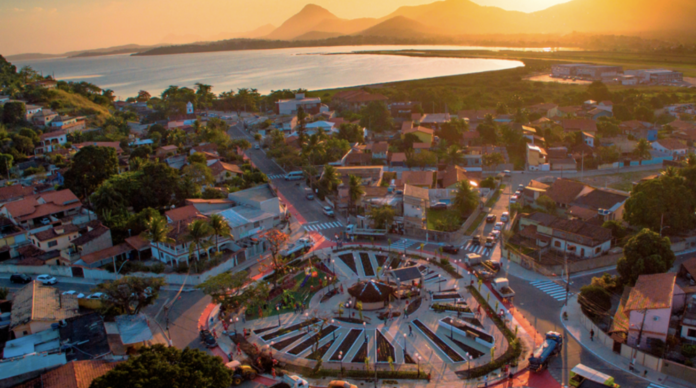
xmin=350 ymin=341 xmax=368 ymax=363
xmin=338 ymin=253 xmax=358 ymax=275
xmin=412 ymin=319 xmax=464 ymax=362
xmin=441 ymin=317 xmax=494 ymax=344
xmin=253 ymin=325 xmax=279 ymax=335
xmin=330 ymin=329 xmax=362 ymax=361
xmin=431 ymin=257 xmax=463 ymax=279
xmin=288 ymin=325 xmax=338 ymax=355
xmin=272 ymin=333 xmax=307 ymax=350
xmin=262 ymin=318 xmax=320 ymax=341
xmin=432 ymin=303 xmax=473 ymax=314
xmin=360 ymin=252 xmax=375 ymax=276
xmin=306 ymin=339 xmax=335 ymax=361
xmin=320 ymin=288 xmax=340 ymax=302
xmin=405 ymin=297 xmax=422 ymax=316
xmin=377 ymin=311 xmax=401 ymax=320
xmin=433 ymin=292 xmax=462 ymax=300
xmin=390 ymin=256 xmax=402 ymax=269
xmin=377 ymin=330 xmax=395 ymax=363
xmin=403 ymin=351 xmax=415 ymax=364
xmin=335 ymin=317 xmax=366 ymax=324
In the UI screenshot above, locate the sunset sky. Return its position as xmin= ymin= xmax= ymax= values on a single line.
xmin=0 ymin=0 xmax=570 ymax=56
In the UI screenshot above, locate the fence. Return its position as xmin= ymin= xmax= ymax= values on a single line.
xmin=503 ymin=246 xmax=621 ymax=276
xmin=578 ymin=310 xmax=696 ymax=380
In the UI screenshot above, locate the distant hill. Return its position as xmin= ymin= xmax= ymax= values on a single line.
xmin=210 ymin=24 xmax=277 ymax=41
xmin=8 ymin=44 xmax=158 ymax=61
xmin=292 ymin=31 xmax=344 ymax=41
xmin=357 ymin=16 xmax=442 ymax=39
xmin=263 ymin=4 xmax=380 ymax=40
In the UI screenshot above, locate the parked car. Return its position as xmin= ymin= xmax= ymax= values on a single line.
xmin=254 ymin=144 xmax=260 ymax=150
xmin=510 ymin=195 xmax=518 ymax=204
xmin=430 ymin=202 xmax=448 ymax=210
xmin=37 ymin=274 xmax=57 ymax=285
xmin=491 ymin=230 xmax=501 ymax=239
xmin=494 ymin=222 xmax=504 ymax=231
xmin=306 ymin=193 xmax=314 ymax=200
xmin=442 ymin=245 xmax=459 ymax=254
xmin=62 ymin=290 xmax=85 ymax=299
xmin=472 ymin=236 xmax=481 ymax=245
xmin=518 ymin=184 xmax=525 ymax=191
xmin=10 ymin=274 xmax=31 ymax=284
xmin=483 ymin=260 xmax=502 ymax=272
xmin=501 ymin=212 xmax=510 ymax=223
xmin=485 ymin=236 xmax=495 ymax=248
xmin=200 ymin=329 xmax=218 ymax=348
xmin=503 ymin=170 xmax=511 ymax=177
xmin=486 ymin=214 xmax=497 ymax=223
xmin=86 ymin=292 xmax=105 ymax=300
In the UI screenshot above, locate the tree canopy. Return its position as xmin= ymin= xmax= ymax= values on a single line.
xmin=90 ymin=345 xmax=232 ymax=388
xmin=624 ymin=174 xmax=696 ymax=235
xmin=617 ymin=228 xmax=676 ymax=286
xmin=93 ymin=276 xmax=165 ymax=315
xmin=64 ymin=146 xmax=119 ymax=198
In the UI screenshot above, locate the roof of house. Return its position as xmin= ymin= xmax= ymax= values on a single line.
xmin=11 ymin=282 xmax=79 ymax=328
xmin=420 ymin=113 xmax=451 ymax=124
xmin=114 ymin=314 xmax=153 ymax=345
xmin=403 ymin=126 xmax=434 ymax=136
xmin=619 ymin=120 xmax=651 ymax=130
xmin=3 ymin=189 xmax=81 ymax=222
xmin=73 ymin=142 xmax=122 ymax=154
xmin=573 ymin=189 xmax=629 ymax=211
xmin=390 ymin=152 xmax=407 ymax=163
xmin=58 ymin=312 xmax=111 ymax=362
xmin=403 ymin=184 xmax=429 ymax=201
xmin=654 ymin=138 xmax=687 ymax=151
xmin=401 ymin=121 xmax=414 ymax=132
xmin=545 ymin=178 xmax=587 ymax=205
xmin=71 ymin=222 xmax=110 ymax=246
xmin=545 ymin=216 xmax=613 ymax=243
xmin=78 ymin=243 xmax=131 ymax=265
xmin=33 ymin=224 xmax=79 ymax=242
xmin=165 ymin=205 xmax=201 ymax=223
xmin=334 ymin=166 xmax=383 ymax=185
xmin=519 ymin=224 xmax=551 ymax=242
xmin=567 ymin=205 xmax=599 ymax=221
xmin=547 ymin=147 xmax=568 ymax=159
xmin=369 ymin=142 xmax=389 ymax=154
xmin=439 ymin=166 xmax=468 ymax=189
xmin=38 ymin=360 xmax=120 ymax=388
xmin=528 ymin=103 xmax=559 ymax=111
xmin=39 ymin=130 xmax=66 ymax=140
xmin=362 ymin=186 xmax=390 ymax=198
xmin=625 ymin=273 xmax=677 ymax=311
xmin=125 ymin=235 xmax=150 ymax=251
xmin=402 ymin=171 xmax=434 ymax=188
xmin=191 ymin=143 xmax=218 ymax=154
xmin=158 ymin=145 xmax=178 ymax=152
xmin=558 ymin=106 xmax=582 ymax=115
xmin=167 ymin=215 xmax=210 ymax=242
xmin=458 ymin=109 xmax=496 ymax=121
xmin=682 ymin=257 xmax=696 ymax=280
xmin=528 ymin=180 xmax=550 ymax=190
xmin=525 ymin=212 xmax=560 ymax=226
xmin=561 ymin=119 xmax=597 ymax=132
xmin=345 ymin=151 xmax=372 ymax=165
xmin=0 ymin=185 xmax=35 ymax=203
xmin=209 ymin=161 xmax=244 ymax=176
xmin=668 ymin=120 xmax=696 ymax=132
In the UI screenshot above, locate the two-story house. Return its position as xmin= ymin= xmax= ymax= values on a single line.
xmin=34 ymin=130 xmax=67 ymax=155
xmin=51 ymin=116 xmax=86 ymax=133
xmin=0 ymin=190 xmax=83 ymax=233
xmin=32 ymin=109 xmax=59 ymax=127
xmin=30 ymin=224 xmax=79 ymax=253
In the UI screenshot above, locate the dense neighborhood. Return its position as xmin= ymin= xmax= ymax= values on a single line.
xmin=1 ymin=49 xmax=696 ymax=388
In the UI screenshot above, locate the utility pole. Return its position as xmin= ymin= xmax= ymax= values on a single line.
xmin=564 ymin=248 xmax=570 ymax=306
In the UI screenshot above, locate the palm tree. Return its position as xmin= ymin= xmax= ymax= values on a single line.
xmin=184 ymin=219 xmax=213 ymax=267
xmin=320 ymin=165 xmax=341 ymax=193
xmin=633 ymin=139 xmax=652 ymax=164
xmin=664 ymin=166 xmax=679 ymax=178
xmin=348 ymin=174 xmax=365 ymax=215
xmin=208 ymin=214 xmax=232 ymax=255
xmin=444 ymin=145 xmax=463 ymax=166
xmin=143 ymin=216 xmax=175 ymax=263
xmin=452 ymin=181 xmax=479 ymax=217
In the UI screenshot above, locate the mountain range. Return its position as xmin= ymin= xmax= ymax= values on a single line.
xmin=261 ymin=0 xmax=696 ymax=41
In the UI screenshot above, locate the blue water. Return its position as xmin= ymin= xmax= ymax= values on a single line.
xmin=13 ymin=45 xmax=524 ymax=98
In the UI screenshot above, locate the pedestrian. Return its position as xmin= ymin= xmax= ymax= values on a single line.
xmin=508 ymin=371 xmax=513 ymax=381
xmin=242 ymin=314 xmax=246 ymax=323
xmin=484 ymin=375 xmax=488 ymax=388
xmin=590 ymin=328 xmax=594 ymax=341
xmin=409 ymin=324 xmax=413 ymax=336
xmin=243 ymin=328 xmax=247 ymax=337
xmin=643 ymin=370 xmax=648 ymax=377
xmin=229 ymin=352 xmax=234 ymax=361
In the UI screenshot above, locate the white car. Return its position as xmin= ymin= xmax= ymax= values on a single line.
xmin=254 ymin=144 xmax=260 ymax=150
xmin=510 ymin=195 xmax=518 ymax=204
xmin=501 ymin=212 xmax=510 ymax=222
xmin=503 ymin=170 xmax=511 ymax=177
xmin=322 ymin=206 xmax=335 ymax=217
xmin=86 ymin=292 xmax=106 ymax=300
xmin=494 ymin=222 xmax=504 ymax=231
xmin=62 ymin=290 xmax=85 ymax=299
xmin=37 ymin=274 xmax=57 ymax=285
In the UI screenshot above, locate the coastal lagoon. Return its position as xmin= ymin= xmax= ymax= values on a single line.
xmin=14 ymin=45 xmax=527 ymax=98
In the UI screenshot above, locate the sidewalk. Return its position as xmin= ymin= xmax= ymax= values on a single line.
xmin=561 ymin=295 xmax=693 ymax=388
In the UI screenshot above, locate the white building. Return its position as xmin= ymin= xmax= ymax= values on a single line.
xmin=34 ymin=130 xmax=67 ymax=155
xmin=275 ymin=94 xmax=322 ymax=115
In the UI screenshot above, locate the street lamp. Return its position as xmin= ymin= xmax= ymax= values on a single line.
xmin=438 ymin=274 xmax=441 ymax=292
xmin=234 ymin=317 xmax=239 ymax=332
xmin=450 ymin=317 xmax=454 ymax=339
xmin=276 ymin=306 xmax=281 ymax=326
xmin=403 ymin=333 xmax=407 ymax=354
xmin=466 ymin=352 xmax=471 ymax=372
xmin=415 ymin=353 xmax=421 ymax=378
xmin=363 ymin=322 xmax=367 ymax=344
xmin=270 ymin=341 xmax=275 ymax=358
xmin=338 ymin=352 xmax=343 ymax=375
xmin=331 ymin=319 xmax=335 ymax=340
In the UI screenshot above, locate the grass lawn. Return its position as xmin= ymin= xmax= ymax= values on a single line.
xmin=484 ymin=185 xmax=505 ymax=207
xmin=245 ymin=270 xmax=332 ymax=320
xmin=578 ymin=170 xmax=657 ymax=192
xmin=426 ymin=208 xmax=462 ymax=231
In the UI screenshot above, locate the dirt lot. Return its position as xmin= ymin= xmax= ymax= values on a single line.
xmin=576 ymin=170 xmax=659 ymax=192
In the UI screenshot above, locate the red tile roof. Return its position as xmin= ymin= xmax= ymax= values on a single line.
xmin=403 ymin=126 xmax=434 ymax=135
xmin=402 ymin=170 xmax=435 ymax=188
xmin=369 ymin=142 xmax=389 ymax=154
xmin=33 ymin=224 xmax=79 ymax=242
xmin=654 ymin=138 xmax=687 ymax=151
xmin=561 ymin=119 xmax=597 ymax=132
xmin=39 ymin=130 xmax=66 ymax=140
xmin=0 ymin=185 xmax=35 ymax=203
xmin=625 ymin=273 xmax=677 ymax=311
xmin=79 ymin=243 xmax=132 ymax=265
xmin=401 ymin=121 xmax=414 ymax=132
xmin=192 ymin=143 xmax=218 ymax=154
xmin=209 ymin=161 xmax=244 ymax=176
xmin=125 ymin=235 xmax=150 ymax=251
xmin=3 ymin=189 xmax=81 ymax=222
xmin=165 ymin=205 xmax=200 ymax=223
xmin=545 ymin=178 xmax=586 ymax=205
xmin=438 ymin=166 xmax=469 ymax=189
xmin=390 ymin=152 xmax=407 ymax=163
xmin=41 ymin=360 xmax=120 ymax=388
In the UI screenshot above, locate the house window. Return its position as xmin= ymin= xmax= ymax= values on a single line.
xmin=554 ymin=241 xmax=561 ymax=248
xmin=48 ymin=241 xmax=58 ymax=248
xmin=595 ymin=246 xmax=601 ymax=254
xmin=688 ymin=328 xmax=696 ymax=338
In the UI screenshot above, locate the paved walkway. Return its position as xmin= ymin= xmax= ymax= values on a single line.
xmin=562 ymin=295 xmax=692 ymax=388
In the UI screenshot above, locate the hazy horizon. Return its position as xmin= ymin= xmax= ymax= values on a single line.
xmin=1 ymin=0 xmax=571 ymax=56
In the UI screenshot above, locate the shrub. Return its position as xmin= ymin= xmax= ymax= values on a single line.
xmin=682 ymin=344 xmax=696 ymax=359
xmin=480 ymin=176 xmax=496 ymax=189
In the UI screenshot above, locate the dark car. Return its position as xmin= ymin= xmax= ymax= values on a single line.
xmin=430 ymin=202 xmax=448 ymax=210
xmin=442 ymin=245 xmax=459 ymax=254
xmin=472 ymin=236 xmax=481 ymax=245
xmin=10 ymin=274 xmax=31 ymax=284
xmin=199 ymin=330 xmax=218 ymax=348
xmin=483 ymin=260 xmax=502 ymax=272
xmin=486 ymin=214 xmax=496 ymax=223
